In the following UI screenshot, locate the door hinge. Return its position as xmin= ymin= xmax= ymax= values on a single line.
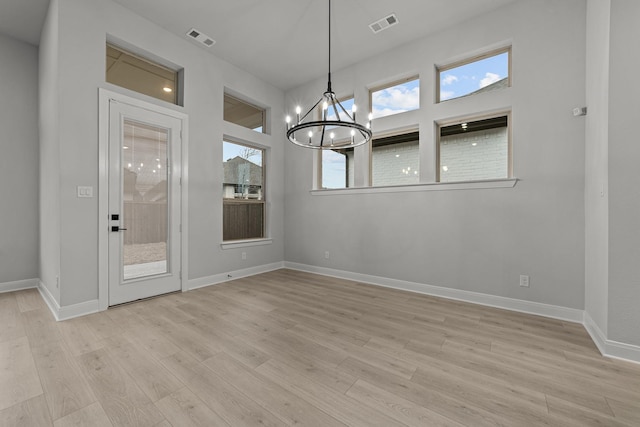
xmin=179 ymin=271 xmax=182 ymax=279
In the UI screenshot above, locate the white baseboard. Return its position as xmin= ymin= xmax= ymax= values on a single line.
xmin=187 ymin=262 xmax=285 ymax=291
xmin=38 ymin=281 xmax=100 ymax=321
xmin=284 ymin=262 xmax=584 ymax=324
xmin=0 ymin=278 xmax=39 ymax=294
xmin=37 ymin=281 xmax=60 ymax=320
xmin=584 ymin=311 xmax=640 ymax=364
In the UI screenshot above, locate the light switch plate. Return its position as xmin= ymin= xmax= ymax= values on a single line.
xmin=77 ymin=186 xmax=93 ymax=198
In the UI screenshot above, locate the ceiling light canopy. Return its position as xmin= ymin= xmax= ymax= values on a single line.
xmin=285 ymin=0 xmax=372 ymax=149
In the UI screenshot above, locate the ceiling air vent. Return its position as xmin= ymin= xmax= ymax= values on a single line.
xmin=186 ymin=28 xmax=216 ymax=47
xmin=369 ymin=13 xmax=399 ymax=34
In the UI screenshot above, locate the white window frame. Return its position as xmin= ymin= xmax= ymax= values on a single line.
xmin=221 ymin=139 xmax=267 ymax=243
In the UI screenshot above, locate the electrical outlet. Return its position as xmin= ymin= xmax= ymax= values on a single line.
xmin=324 ymin=251 xmax=330 ymax=259
xmin=241 ymin=252 xmax=247 ymax=260
xmin=519 ymin=275 xmax=530 ymax=287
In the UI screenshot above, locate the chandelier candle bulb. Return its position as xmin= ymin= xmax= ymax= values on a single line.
xmin=285 ymin=115 xmax=291 ymax=130
xmin=352 ymin=104 xmax=357 ymax=121
xmin=295 ymin=106 xmax=301 ymax=124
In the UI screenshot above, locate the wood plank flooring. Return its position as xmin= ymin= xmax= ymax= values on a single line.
xmin=1 ymin=269 xmax=639 ymax=426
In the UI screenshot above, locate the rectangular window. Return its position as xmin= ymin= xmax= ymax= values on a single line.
xmin=224 ymin=93 xmax=266 ymax=133
xmin=222 ymin=141 xmax=265 ymax=240
xmin=437 ymin=48 xmax=510 ymax=103
xmin=322 ymin=147 xmax=354 ymax=189
xmin=371 ymin=131 xmax=419 ymax=186
xmin=320 ymin=96 xmax=356 ymax=188
xmin=370 ymin=77 xmax=420 ymax=119
xmin=437 ymin=114 xmax=510 ymax=182
xmin=106 ymin=43 xmax=180 ymax=105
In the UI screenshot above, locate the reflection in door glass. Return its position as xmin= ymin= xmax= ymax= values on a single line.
xmin=122 ymin=120 xmax=169 ymax=280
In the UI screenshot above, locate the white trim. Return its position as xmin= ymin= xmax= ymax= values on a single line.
xmin=0 ymin=278 xmax=39 ymax=294
xmin=583 ymin=311 xmax=607 ymax=355
xmin=312 ymin=178 xmax=517 ymax=196
xmin=220 ymin=238 xmax=273 ymax=250
xmin=57 ymin=300 xmax=101 ymax=321
xmin=98 ymin=90 xmax=109 ymax=311
xmin=283 ymin=262 xmax=583 ymax=323
xmin=98 ymin=88 xmax=189 ymax=311
xmin=187 ymin=262 xmax=284 ymax=291
xmin=180 ymin=112 xmax=190 ymax=304
xmin=37 ymin=281 xmax=100 ymax=321
xmin=584 ymin=311 xmax=640 ymax=365
xmin=38 ymin=281 xmax=60 ymax=320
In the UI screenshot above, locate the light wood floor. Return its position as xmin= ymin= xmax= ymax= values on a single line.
xmin=1 ymin=269 xmax=639 ymax=426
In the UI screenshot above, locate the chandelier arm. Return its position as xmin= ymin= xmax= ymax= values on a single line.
xmin=320 ymin=125 xmax=327 ymax=147
xmin=300 ymin=97 xmax=324 ymax=123
xmin=330 ymin=97 xmax=340 ymax=122
xmin=336 ymin=99 xmax=354 ymax=122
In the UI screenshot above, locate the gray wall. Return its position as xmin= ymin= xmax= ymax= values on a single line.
xmin=39 ymin=0 xmax=61 ymax=302
xmin=284 ymin=0 xmax=587 ymax=310
xmin=584 ymin=0 xmax=640 ymax=348
xmin=0 ymin=33 xmax=39 ymax=284
xmin=608 ymin=0 xmax=640 ymax=346
xmin=584 ymin=0 xmax=610 ymax=337
xmin=41 ymin=0 xmax=285 ymax=307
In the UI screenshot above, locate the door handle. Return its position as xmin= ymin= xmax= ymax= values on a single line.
xmin=111 ymin=226 xmax=128 ymax=232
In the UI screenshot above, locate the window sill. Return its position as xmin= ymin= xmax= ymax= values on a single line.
xmin=311 ymin=178 xmax=518 ymax=196
xmin=220 ymin=238 xmax=273 ymax=250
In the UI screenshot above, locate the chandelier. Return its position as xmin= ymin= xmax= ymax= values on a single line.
xmin=285 ymin=0 xmax=372 ymax=149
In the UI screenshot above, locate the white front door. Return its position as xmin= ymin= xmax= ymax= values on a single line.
xmin=108 ymin=100 xmax=182 ymax=305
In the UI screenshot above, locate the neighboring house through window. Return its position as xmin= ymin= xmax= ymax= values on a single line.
xmin=437 ymin=114 xmax=510 ymax=182
xmin=222 ymin=141 xmax=265 ymax=240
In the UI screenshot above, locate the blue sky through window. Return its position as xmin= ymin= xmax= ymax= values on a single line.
xmin=322 ymin=97 xmax=354 ymax=188
xmin=439 ymin=51 xmax=509 ymax=101
xmin=371 ymin=78 xmax=420 ymax=119
xmin=322 ymin=149 xmax=348 ymax=189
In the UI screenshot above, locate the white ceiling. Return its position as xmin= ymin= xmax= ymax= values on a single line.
xmin=0 ymin=0 xmax=519 ymax=91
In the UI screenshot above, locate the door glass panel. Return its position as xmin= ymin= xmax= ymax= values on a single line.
xmin=122 ymin=119 xmax=169 ymax=280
